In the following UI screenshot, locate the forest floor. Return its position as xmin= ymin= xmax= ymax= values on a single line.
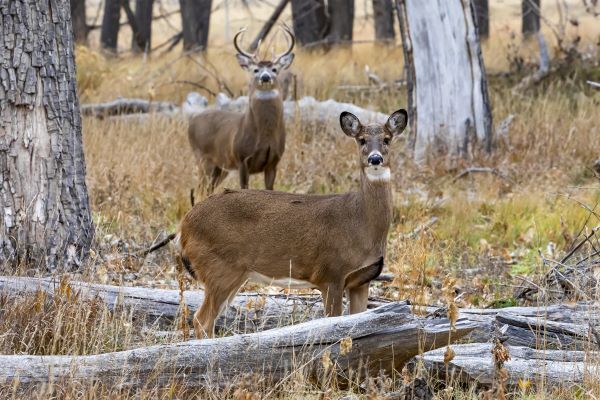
xmin=1 ymin=1 xmax=600 ymax=398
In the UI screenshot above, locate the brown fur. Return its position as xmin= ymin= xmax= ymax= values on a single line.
xmin=179 ymin=110 xmax=408 ymax=338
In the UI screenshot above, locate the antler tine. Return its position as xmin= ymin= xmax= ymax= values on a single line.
xmin=233 ymin=28 xmax=255 ymax=59
xmin=273 ymin=24 xmax=295 ymax=62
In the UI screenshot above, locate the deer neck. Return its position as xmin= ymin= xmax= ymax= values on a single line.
xmin=246 ymin=88 xmax=284 ymax=137
xmin=357 ymin=169 xmax=393 ymax=241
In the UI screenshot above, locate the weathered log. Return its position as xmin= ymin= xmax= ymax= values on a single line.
xmin=81 ymin=98 xmax=177 ymax=118
xmin=0 ymin=276 xmax=391 ymax=333
xmin=420 ymin=343 xmax=599 ymax=387
xmin=0 ymin=302 xmax=476 ymax=390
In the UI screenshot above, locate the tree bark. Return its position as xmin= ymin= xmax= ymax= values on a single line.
xmin=522 ymin=0 xmax=541 ymax=37
xmin=70 ymin=0 xmax=89 ymax=44
xmin=290 ymin=0 xmax=328 ymax=47
xmin=0 ymin=302 xmax=476 ymax=390
xmin=326 ymin=0 xmax=354 ymax=45
xmin=473 ymin=0 xmax=489 ymax=39
xmin=179 ymin=0 xmax=212 ymax=51
xmin=0 ymin=1 xmax=94 ymax=272
xmin=101 ymin=0 xmax=122 ymax=51
xmin=373 ymin=0 xmax=395 ymax=43
xmin=396 ymin=0 xmax=493 ymax=162
xmin=132 ymin=0 xmax=154 ymax=53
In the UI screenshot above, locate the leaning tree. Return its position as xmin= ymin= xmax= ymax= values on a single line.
xmin=396 ymin=0 xmax=492 ymax=162
xmin=0 ymin=0 xmax=94 ymax=271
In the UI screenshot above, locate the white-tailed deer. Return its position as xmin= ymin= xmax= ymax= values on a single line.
xmin=177 ymin=109 xmax=408 ymax=338
xmin=188 ymin=27 xmax=295 ymax=193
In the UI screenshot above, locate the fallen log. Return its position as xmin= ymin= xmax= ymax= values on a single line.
xmin=419 ymin=343 xmax=599 ymax=388
xmin=81 ymin=98 xmax=177 ymax=118
xmin=0 ymin=302 xmax=476 ymax=390
xmin=0 ymin=276 xmax=391 ymax=333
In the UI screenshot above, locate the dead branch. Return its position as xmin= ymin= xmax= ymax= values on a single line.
xmin=249 ymin=0 xmax=291 ymax=51
xmin=451 ymin=167 xmax=511 ymax=183
xmin=81 ymin=98 xmax=177 ymax=118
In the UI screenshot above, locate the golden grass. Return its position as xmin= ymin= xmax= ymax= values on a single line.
xmin=2 ymin=0 xmax=600 ymax=397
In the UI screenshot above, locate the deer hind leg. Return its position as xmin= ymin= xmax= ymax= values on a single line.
xmin=320 ymin=281 xmax=345 ymax=317
xmin=344 ymin=258 xmax=384 ymax=314
xmin=209 ymin=166 xmax=228 ymax=193
xmin=193 ymin=271 xmax=247 ymax=339
xmin=264 ymin=164 xmax=277 ymax=190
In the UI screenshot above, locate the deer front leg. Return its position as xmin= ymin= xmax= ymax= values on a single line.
xmin=347 ymin=283 xmax=369 ymax=314
xmin=264 ymin=165 xmax=277 ymax=190
xmin=321 ymin=281 xmax=344 ymax=317
xmin=239 ymin=162 xmax=250 ymax=189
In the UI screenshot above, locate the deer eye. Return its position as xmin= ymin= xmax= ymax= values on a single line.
xmin=253 ymin=68 xmax=259 ymax=73
xmin=383 ymin=137 xmax=391 ymax=145
xmin=358 ymin=138 xmax=367 ymax=146
xmin=272 ymin=68 xmax=277 ymax=73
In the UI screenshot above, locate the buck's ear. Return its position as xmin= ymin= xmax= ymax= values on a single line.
xmin=236 ymin=54 xmax=253 ymax=70
xmin=340 ymin=111 xmax=362 ymax=137
xmin=276 ymin=53 xmax=295 ymax=70
xmin=386 ymin=109 xmax=408 ymax=136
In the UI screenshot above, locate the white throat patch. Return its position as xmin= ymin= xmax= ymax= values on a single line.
xmin=254 ymin=89 xmax=279 ymax=100
xmin=365 ymin=166 xmax=391 ymax=182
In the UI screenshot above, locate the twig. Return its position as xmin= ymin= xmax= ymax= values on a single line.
xmin=156 ymin=80 xmax=217 ymax=97
xmin=451 ymin=167 xmax=511 ymax=183
xmin=402 ymin=217 xmax=439 ymax=240
xmin=588 ymin=80 xmax=600 ymax=88
xmin=560 ymin=225 xmax=600 ymax=264
xmin=249 ymin=0 xmax=291 ymax=51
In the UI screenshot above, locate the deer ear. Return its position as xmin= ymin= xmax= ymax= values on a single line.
xmin=340 ymin=111 xmax=361 ymax=137
xmin=276 ymin=53 xmax=295 ymax=70
xmin=386 ymin=109 xmax=408 ymax=136
xmin=236 ymin=54 xmax=253 ymax=70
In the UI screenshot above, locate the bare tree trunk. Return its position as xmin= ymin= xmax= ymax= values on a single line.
xmin=101 ymin=0 xmax=122 ymax=51
xmin=129 ymin=0 xmax=154 ymax=52
xmin=179 ymin=0 xmax=212 ymax=51
xmin=396 ymin=0 xmax=492 ymax=162
xmin=522 ymin=0 xmax=541 ymax=37
xmin=290 ymin=0 xmax=328 ymax=47
xmin=70 ymin=0 xmax=89 ymax=44
xmin=473 ymin=0 xmax=489 ymax=39
xmin=0 ymin=0 xmax=94 ymax=272
xmin=373 ymin=0 xmax=395 ymax=43
xmin=326 ymin=0 xmax=354 ymax=45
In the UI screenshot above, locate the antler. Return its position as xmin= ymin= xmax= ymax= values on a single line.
xmin=273 ymin=25 xmax=295 ymax=63
xmin=233 ymin=28 xmax=256 ymax=60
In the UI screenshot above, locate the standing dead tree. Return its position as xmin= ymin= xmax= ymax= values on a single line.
xmin=70 ymin=0 xmax=89 ymax=44
xmin=523 ymin=0 xmax=541 ymax=37
xmin=101 ymin=0 xmax=122 ymax=51
xmin=396 ymin=0 xmax=492 ymax=162
xmin=373 ymin=0 xmax=395 ymax=43
xmin=132 ymin=0 xmax=154 ymax=52
xmin=290 ymin=0 xmax=355 ymax=48
xmin=179 ymin=0 xmax=212 ymax=51
xmin=0 ymin=0 xmax=94 ymax=271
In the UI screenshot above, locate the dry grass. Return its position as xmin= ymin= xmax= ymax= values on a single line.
xmin=2 ymin=0 xmax=600 ymax=398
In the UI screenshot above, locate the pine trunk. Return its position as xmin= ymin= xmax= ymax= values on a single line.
xmin=522 ymin=0 xmax=541 ymax=37
xmin=179 ymin=0 xmax=212 ymax=51
xmin=101 ymin=0 xmax=121 ymax=51
xmin=373 ymin=0 xmax=395 ymax=43
xmin=396 ymin=0 xmax=492 ymax=162
xmin=0 ymin=0 xmax=94 ymax=272
xmin=70 ymin=0 xmax=89 ymax=44
xmin=290 ymin=0 xmax=327 ymax=47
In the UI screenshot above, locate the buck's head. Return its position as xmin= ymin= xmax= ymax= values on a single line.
xmin=234 ymin=27 xmax=295 ymax=91
xmin=340 ymin=110 xmax=408 ymax=182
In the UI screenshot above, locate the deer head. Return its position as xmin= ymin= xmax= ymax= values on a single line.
xmin=233 ymin=26 xmax=295 ymax=91
xmin=340 ymin=110 xmax=408 ymax=182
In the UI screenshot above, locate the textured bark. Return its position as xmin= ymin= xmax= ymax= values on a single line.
xmin=101 ymin=0 xmax=122 ymax=51
xmin=473 ymin=0 xmax=489 ymax=38
xmin=326 ymin=0 xmax=354 ymax=44
xmin=420 ymin=344 xmax=599 ymax=388
xmin=373 ymin=0 xmax=395 ymax=43
xmin=396 ymin=0 xmax=492 ymax=162
xmin=0 ymin=0 xmax=94 ymax=271
xmin=70 ymin=0 xmax=88 ymax=44
xmin=0 ymin=302 xmax=476 ymax=390
xmin=290 ymin=0 xmax=327 ymax=47
xmin=179 ymin=0 xmax=212 ymax=51
xmin=522 ymin=0 xmax=541 ymax=37
xmin=132 ymin=0 xmax=153 ymax=52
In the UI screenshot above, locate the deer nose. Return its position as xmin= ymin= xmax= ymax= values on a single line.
xmin=260 ymin=73 xmax=272 ymax=83
xmin=368 ymin=154 xmax=383 ymax=166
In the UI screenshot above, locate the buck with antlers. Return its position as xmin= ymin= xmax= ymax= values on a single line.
xmin=177 ymin=109 xmax=408 ymax=338
xmin=188 ymin=27 xmax=295 ymax=193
